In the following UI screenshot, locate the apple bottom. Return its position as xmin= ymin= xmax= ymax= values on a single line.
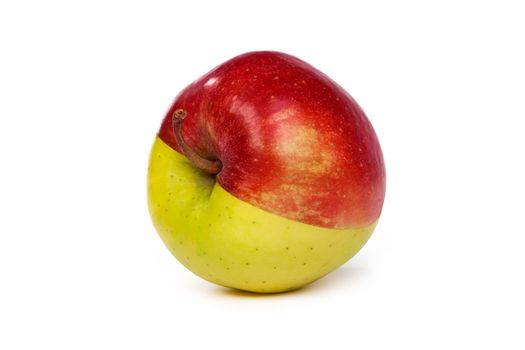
xmin=148 ymin=137 xmax=377 ymax=293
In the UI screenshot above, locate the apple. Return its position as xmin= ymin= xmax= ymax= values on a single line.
xmin=147 ymin=51 xmax=385 ymax=293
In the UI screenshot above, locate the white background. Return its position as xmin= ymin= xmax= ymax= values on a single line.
xmin=1 ymin=1 xmax=524 ymax=349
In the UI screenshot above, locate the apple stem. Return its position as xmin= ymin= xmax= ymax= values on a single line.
xmin=172 ymin=109 xmax=222 ymax=175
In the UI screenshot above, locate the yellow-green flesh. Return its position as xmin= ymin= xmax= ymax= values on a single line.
xmin=148 ymin=137 xmax=377 ymax=293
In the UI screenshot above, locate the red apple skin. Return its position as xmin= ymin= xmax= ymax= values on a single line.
xmin=158 ymin=51 xmax=385 ymax=229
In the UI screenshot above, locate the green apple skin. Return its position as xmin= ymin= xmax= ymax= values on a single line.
xmin=148 ymin=137 xmax=377 ymax=293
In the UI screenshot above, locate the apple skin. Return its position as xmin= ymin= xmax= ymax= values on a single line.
xmin=148 ymin=51 xmax=385 ymax=293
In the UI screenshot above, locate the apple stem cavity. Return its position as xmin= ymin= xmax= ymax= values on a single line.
xmin=172 ymin=109 xmax=222 ymax=175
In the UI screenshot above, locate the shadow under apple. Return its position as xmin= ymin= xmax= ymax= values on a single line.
xmin=210 ymin=265 xmax=367 ymax=298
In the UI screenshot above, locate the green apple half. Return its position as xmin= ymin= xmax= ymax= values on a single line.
xmin=148 ymin=138 xmax=376 ymax=293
